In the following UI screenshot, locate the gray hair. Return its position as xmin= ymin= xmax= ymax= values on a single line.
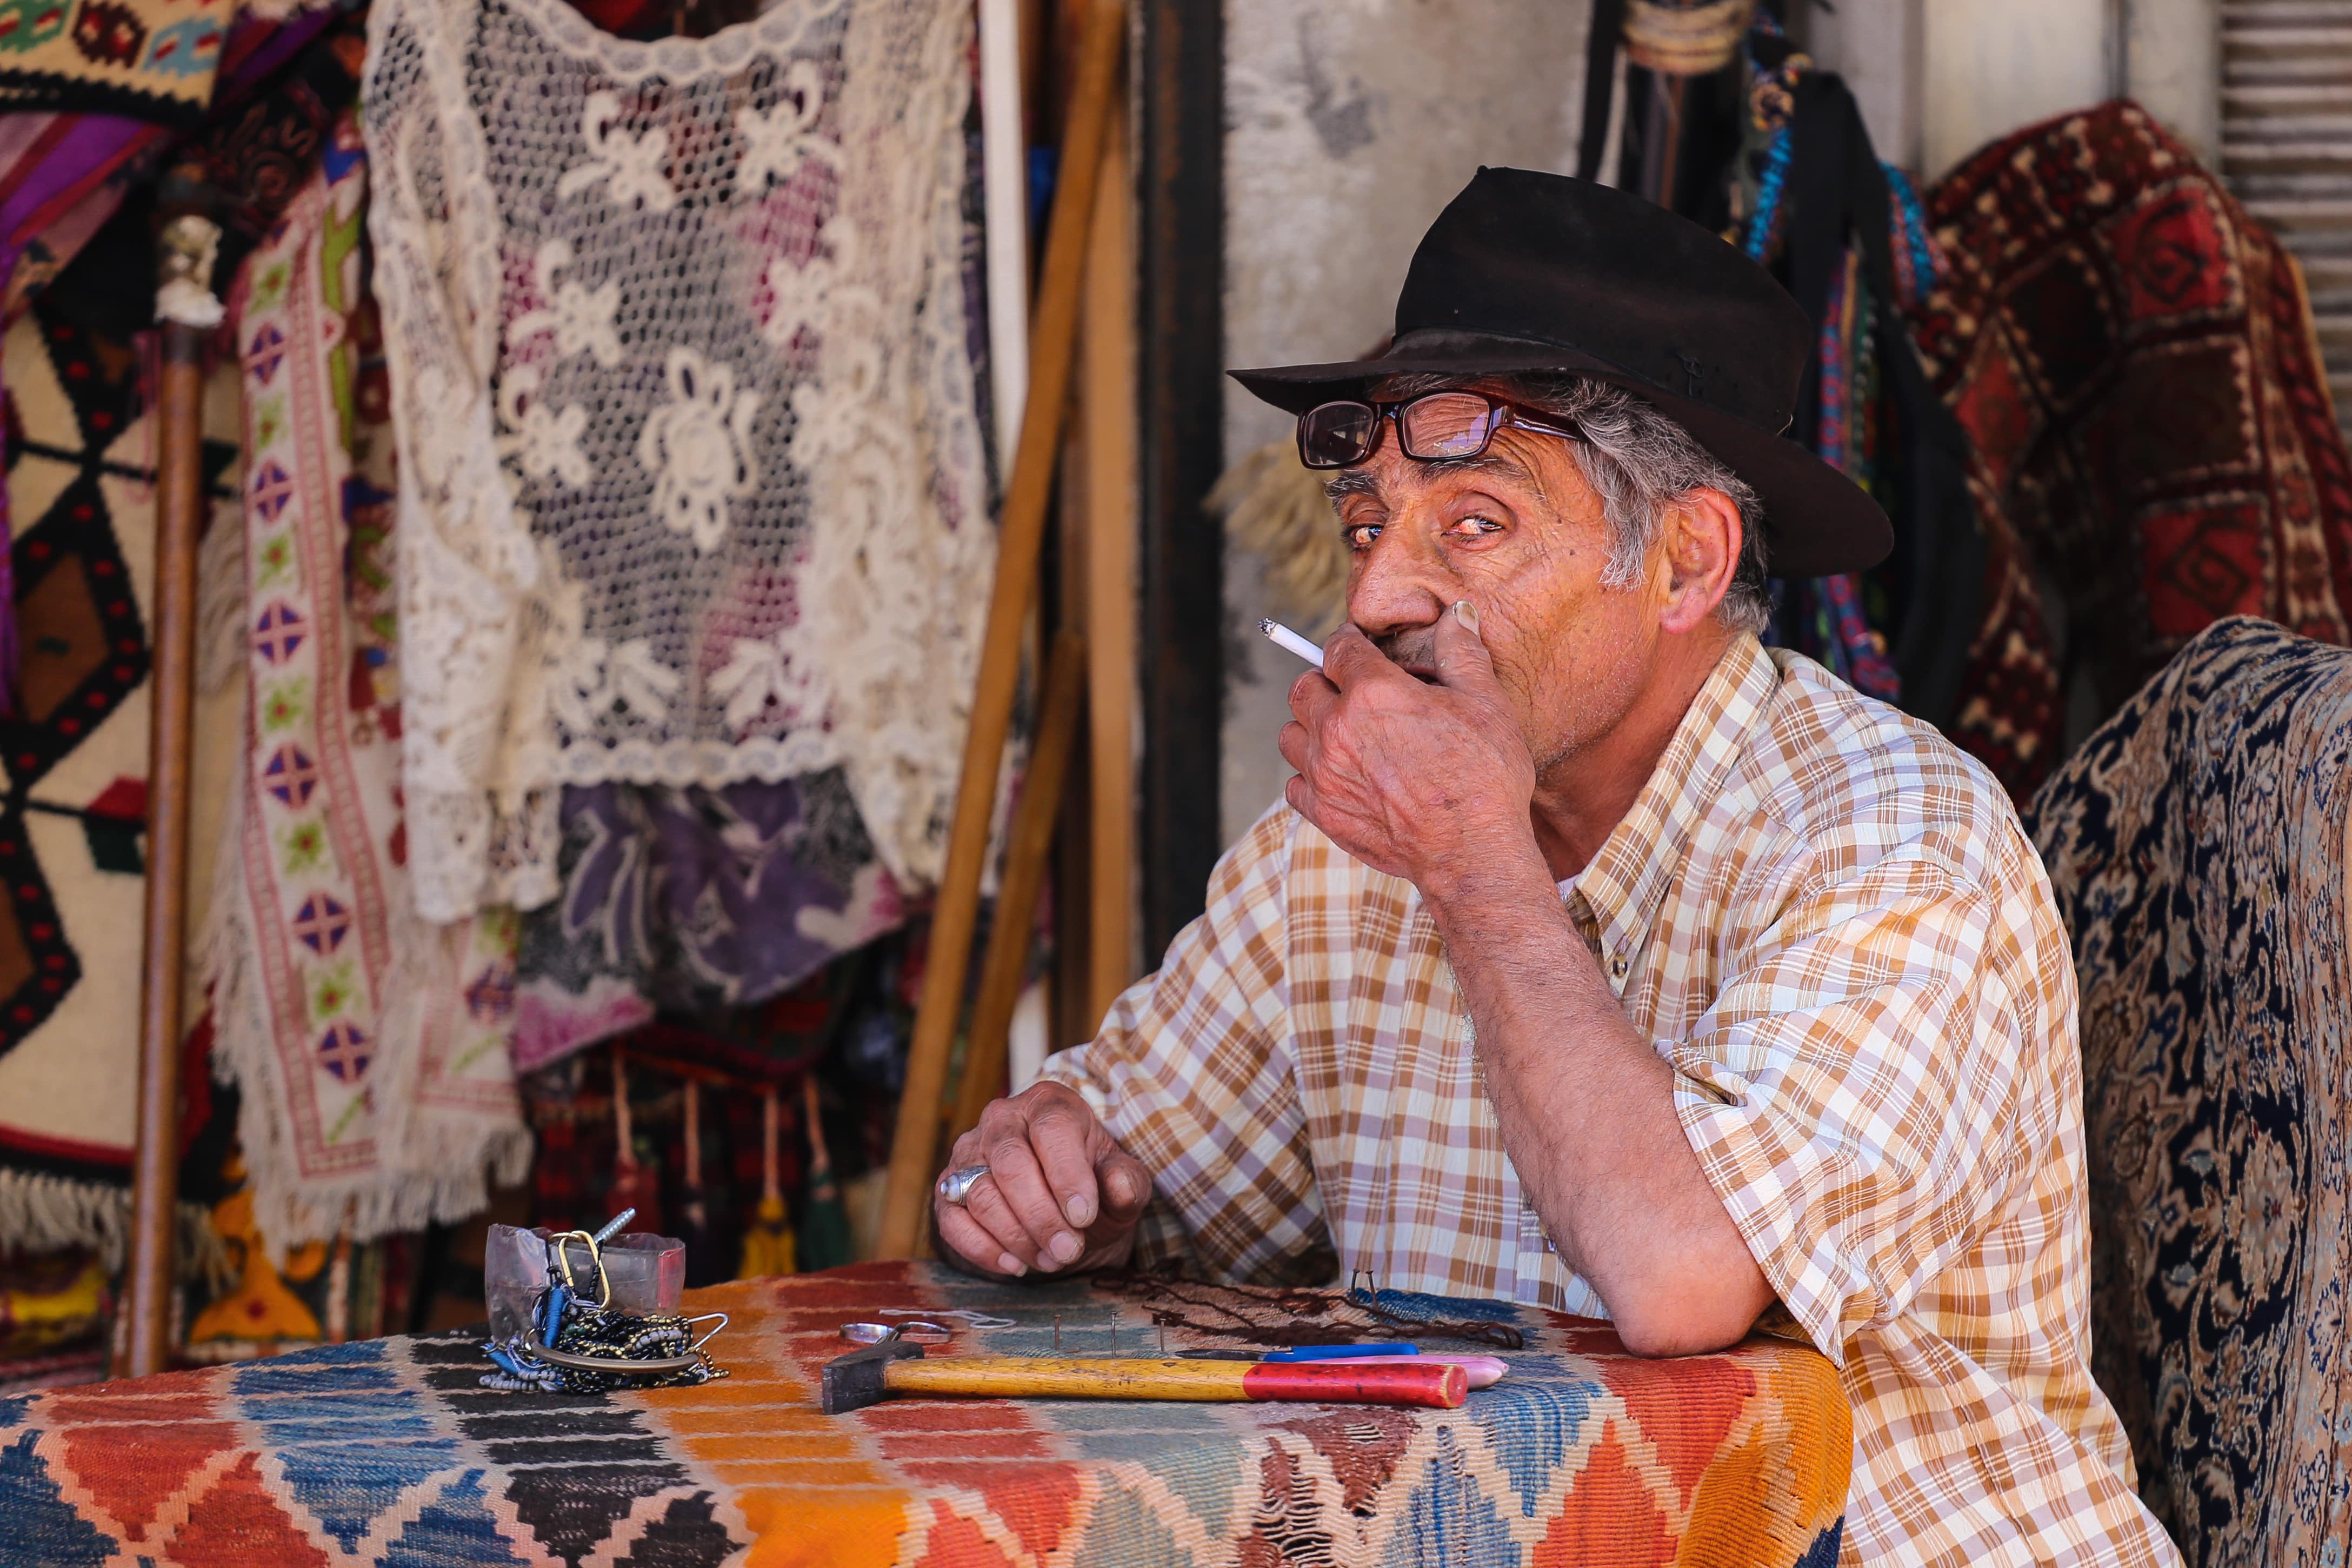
xmin=1374 ymin=373 xmax=1773 ymax=636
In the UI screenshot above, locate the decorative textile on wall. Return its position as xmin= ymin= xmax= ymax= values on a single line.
xmin=0 ymin=1261 xmax=1853 ymax=1568
xmin=0 ymin=2 xmax=353 ymax=735
xmin=510 ymin=774 xmax=899 ymax=1070
xmin=205 ymin=111 xmax=528 ymax=1249
xmin=0 ymin=0 xmax=234 ymax=126
xmin=1909 ymin=101 xmax=2352 ymax=798
xmin=0 ymin=305 xmax=241 ymax=1255
xmin=1732 ymin=27 xmax=1983 ymax=725
xmin=0 ymin=5 xmax=350 ymax=321
xmin=363 ymin=0 xmax=991 ymax=923
xmin=2024 ymin=617 xmax=2352 ymax=1563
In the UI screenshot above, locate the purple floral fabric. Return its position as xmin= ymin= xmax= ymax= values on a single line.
xmin=511 ymin=770 xmax=905 ymax=1072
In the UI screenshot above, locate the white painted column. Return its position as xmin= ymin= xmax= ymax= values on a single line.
xmin=1803 ymin=0 xmax=1927 ymax=173
xmin=2124 ymin=0 xmax=2222 ymax=165
xmin=1922 ymin=0 xmax=2118 ymax=178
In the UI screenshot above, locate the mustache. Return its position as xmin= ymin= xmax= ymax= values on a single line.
xmin=1370 ymin=629 xmax=1441 ymax=676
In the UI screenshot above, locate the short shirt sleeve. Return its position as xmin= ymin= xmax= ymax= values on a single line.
xmin=1670 ymin=822 xmax=2073 ymax=1367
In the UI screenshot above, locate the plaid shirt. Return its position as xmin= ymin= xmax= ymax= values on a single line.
xmin=1042 ymin=635 xmax=2177 ymax=1566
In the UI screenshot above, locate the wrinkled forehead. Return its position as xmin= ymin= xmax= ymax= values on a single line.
xmin=1321 ymin=449 xmax=1540 ymax=508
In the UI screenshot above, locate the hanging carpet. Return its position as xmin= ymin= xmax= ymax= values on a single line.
xmin=0 ymin=3 xmax=356 ymax=322
xmin=1907 ymin=100 xmax=2352 ymax=799
xmin=0 ymin=0 xmax=388 ymax=1260
xmin=0 ymin=304 xmax=241 ymax=1255
xmin=362 ymin=0 xmax=992 ymax=925
xmin=2024 ymin=617 xmax=2352 ymax=1560
xmin=0 ymin=0 xmax=241 ymax=126
xmin=204 ymin=106 xmax=528 ymax=1250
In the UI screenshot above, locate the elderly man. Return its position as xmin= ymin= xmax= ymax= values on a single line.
xmin=932 ymin=169 xmax=2175 ymax=1563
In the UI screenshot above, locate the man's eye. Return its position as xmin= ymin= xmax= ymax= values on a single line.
xmin=1343 ymin=523 xmax=1381 ymax=551
xmin=1447 ymin=515 xmax=1504 ymax=538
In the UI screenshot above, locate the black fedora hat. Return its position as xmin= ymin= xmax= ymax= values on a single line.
xmin=1231 ymin=166 xmax=1891 ymax=579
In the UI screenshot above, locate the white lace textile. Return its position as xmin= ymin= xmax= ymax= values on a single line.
xmin=364 ymin=0 xmax=990 ymax=920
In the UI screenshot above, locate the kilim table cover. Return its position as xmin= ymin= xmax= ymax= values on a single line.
xmin=0 ymin=1260 xmax=1850 ymax=1566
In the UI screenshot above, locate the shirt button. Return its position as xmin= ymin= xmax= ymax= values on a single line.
xmin=1609 ymin=954 xmax=1628 ymax=979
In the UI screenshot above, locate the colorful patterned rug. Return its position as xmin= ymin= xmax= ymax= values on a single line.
xmin=0 ymin=0 xmax=235 ymax=126
xmin=0 ymin=302 xmax=242 ymax=1256
xmin=204 ymin=102 xmax=527 ymax=1251
xmin=2025 ymin=617 xmax=2352 ymax=1564
xmin=1907 ymin=101 xmax=2352 ymax=799
xmin=0 ymin=1260 xmax=1850 ymax=1567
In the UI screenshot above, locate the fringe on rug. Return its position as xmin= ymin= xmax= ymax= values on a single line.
xmin=203 ymin=785 xmax=530 ymax=1258
xmin=0 ymin=1167 xmax=224 ymax=1279
xmin=1210 ymin=439 xmax=1350 ymax=636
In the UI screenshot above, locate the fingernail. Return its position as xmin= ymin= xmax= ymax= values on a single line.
xmin=1452 ymin=599 xmax=1480 ymax=632
xmin=1065 ymin=1193 xmax=1096 ymax=1229
xmin=996 ymin=1253 xmax=1026 ymax=1277
xmin=1048 ymin=1231 xmax=1082 ymax=1265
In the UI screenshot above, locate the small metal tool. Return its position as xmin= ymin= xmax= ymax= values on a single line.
xmin=841 ymin=1320 xmax=955 ymax=1346
xmin=877 ymin=1307 xmax=1014 ymax=1330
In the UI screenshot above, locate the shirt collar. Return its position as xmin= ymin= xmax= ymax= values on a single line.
xmin=1569 ymin=635 xmax=1777 ymax=971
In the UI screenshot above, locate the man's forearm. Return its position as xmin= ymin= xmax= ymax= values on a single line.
xmin=1423 ymin=856 xmax=1772 ymax=1356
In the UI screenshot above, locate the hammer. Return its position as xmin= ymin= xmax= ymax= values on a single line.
xmin=821 ymin=1340 xmax=1468 ymax=1415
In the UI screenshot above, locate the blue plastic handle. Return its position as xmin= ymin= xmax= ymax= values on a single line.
xmin=1264 ymin=1342 xmax=1419 ymax=1362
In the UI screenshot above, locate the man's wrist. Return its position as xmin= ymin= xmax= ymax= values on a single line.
xmin=1415 ymin=835 xmax=1556 ymax=923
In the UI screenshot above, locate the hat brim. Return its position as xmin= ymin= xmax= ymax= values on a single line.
xmin=1230 ymin=340 xmax=1892 ymax=581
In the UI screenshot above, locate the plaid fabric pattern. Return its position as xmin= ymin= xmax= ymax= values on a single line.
xmin=1044 ymin=635 xmax=2179 ymax=1566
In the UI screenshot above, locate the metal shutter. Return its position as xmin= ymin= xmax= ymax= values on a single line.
xmin=2223 ymin=0 xmax=2352 ymax=441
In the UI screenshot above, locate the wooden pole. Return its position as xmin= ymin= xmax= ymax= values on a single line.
xmin=876 ymin=0 xmax=1125 ymax=1258
xmin=1134 ymin=0 xmax=1224 ymax=963
xmin=1080 ymin=107 xmax=1138 ymax=1029
xmin=947 ymin=631 xmax=1085 ymax=1146
xmin=117 ymin=206 xmax=215 ymax=1379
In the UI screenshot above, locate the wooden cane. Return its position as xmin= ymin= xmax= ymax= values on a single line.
xmin=947 ymin=630 xmax=1085 ymax=1147
xmin=117 ymin=197 xmax=217 ymax=1379
xmin=876 ymin=0 xmax=1125 ymax=1258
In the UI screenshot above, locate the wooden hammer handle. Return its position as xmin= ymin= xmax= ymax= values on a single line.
xmin=883 ymin=1356 xmax=1466 ymax=1409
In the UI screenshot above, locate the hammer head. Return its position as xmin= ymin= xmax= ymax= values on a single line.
xmin=821 ymin=1338 xmax=923 ymax=1414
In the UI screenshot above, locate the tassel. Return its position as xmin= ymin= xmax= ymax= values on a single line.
xmin=796 ymin=1075 xmax=849 ymax=1272
xmin=605 ymin=1047 xmax=662 ymax=1235
xmin=737 ymin=1086 xmax=796 ymax=1278
xmin=677 ymin=1079 xmax=720 ymax=1284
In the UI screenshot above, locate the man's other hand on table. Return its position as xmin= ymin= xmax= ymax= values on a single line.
xmin=933 ymin=1082 xmax=1152 ymax=1277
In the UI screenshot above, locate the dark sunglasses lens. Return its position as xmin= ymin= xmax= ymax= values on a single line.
xmin=1299 ymin=402 xmax=1379 ymax=468
xmin=1398 ymin=392 xmax=1502 ymax=458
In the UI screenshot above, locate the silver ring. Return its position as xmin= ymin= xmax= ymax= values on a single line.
xmin=936 ymin=1163 xmax=991 ymax=1206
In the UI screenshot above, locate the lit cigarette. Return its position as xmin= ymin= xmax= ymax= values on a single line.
xmin=1260 ymin=619 xmax=1325 ymax=670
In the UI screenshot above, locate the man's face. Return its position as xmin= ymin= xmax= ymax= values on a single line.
xmin=1329 ymin=401 xmax=1663 ymax=776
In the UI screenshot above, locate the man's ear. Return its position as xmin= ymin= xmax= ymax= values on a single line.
xmin=1656 ymin=487 xmax=1740 ymax=636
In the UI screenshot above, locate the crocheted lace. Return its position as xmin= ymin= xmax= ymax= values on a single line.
xmin=364 ymin=0 xmax=989 ymax=920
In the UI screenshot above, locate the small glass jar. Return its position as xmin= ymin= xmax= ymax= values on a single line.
xmin=484 ymin=1225 xmax=685 ymax=1344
